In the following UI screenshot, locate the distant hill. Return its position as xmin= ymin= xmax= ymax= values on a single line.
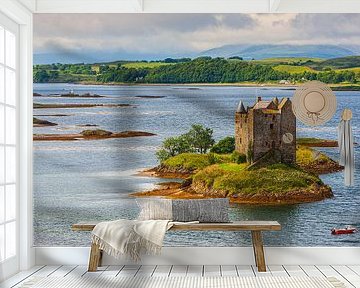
xmin=199 ymin=44 xmax=355 ymax=60
xmin=35 ymin=44 xmax=357 ymax=65
xmin=309 ymin=56 xmax=360 ymax=70
xmin=33 ymin=51 xmax=190 ymax=65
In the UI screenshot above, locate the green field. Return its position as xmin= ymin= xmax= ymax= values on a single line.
xmin=122 ymin=62 xmax=172 ymax=69
xmin=252 ymin=57 xmax=322 ymax=65
xmin=338 ymin=67 xmax=360 ymax=73
xmin=163 ymin=153 xmax=232 ymax=171
xmin=192 ymin=163 xmax=322 ymax=196
xmin=273 ymin=65 xmax=317 ymax=74
xmin=309 ymin=56 xmax=360 ymax=70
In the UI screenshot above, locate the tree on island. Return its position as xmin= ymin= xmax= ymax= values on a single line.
xmin=156 ymin=124 xmax=215 ymax=162
xmin=185 ymin=124 xmax=215 ymax=154
xmin=156 ymin=135 xmax=194 ymax=162
xmin=210 ymin=136 xmax=235 ymax=154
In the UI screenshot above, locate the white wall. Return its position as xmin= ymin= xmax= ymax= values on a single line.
xmin=35 ymin=247 xmax=360 ymax=266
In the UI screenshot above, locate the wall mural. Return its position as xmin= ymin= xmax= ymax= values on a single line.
xmin=33 ymin=14 xmax=359 ymax=247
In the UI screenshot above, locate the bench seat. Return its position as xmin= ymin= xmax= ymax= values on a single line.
xmin=72 ymin=220 xmax=281 ymax=273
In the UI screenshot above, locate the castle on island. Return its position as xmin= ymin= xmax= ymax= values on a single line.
xmin=235 ymin=96 xmax=296 ymax=164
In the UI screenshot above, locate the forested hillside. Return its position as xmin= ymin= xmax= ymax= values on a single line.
xmin=34 ymin=56 xmax=360 ymax=85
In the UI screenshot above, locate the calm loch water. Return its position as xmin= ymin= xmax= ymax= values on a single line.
xmin=33 ymin=83 xmax=360 ymax=247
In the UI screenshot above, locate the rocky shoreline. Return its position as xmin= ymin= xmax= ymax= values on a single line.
xmin=137 ymin=165 xmax=193 ymax=179
xmin=130 ymin=181 xmax=333 ymax=205
xmin=33 ymin=117 xmax=57 ymax=127
xmin=132 ymin=164 xmax=337 ymax=204
xmin=297 ymin=137 xmax=358 ymax=148
xmin=34 ymin=92 xmax=106 ymax=98
xmin=34 ymin=103 xmax=134 ymax=109
xmin=34 ymin=129 xmax=156 ymax=141
xmin=298 ymin=158 xmax=343 ymax=175
xmin=135 ymin=95 xmax=166 ymax=99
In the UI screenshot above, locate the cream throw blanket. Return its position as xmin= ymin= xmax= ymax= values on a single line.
xmin=91 ymin=219 xmax=173 ymax=262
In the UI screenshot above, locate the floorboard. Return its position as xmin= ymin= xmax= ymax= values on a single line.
xmin=169 ymin=265 xmax=188 ymax=277
xmin=83 ymin=265 xmax=108 ymax=278
xmin=268 ymin=265 xmax=289 ymax=277
xmin=300 ymin=265 xmax=324 ymax=277
xmin=136 ymin=265 xmax=156 ymax=277
xmin=221 ymin=265 xmax=238 ymax=277
xmin=2 ymin=264 xmax=359 ymax=287
xmin=187 ymin=265 xmax=203 ymax=277
xmin=316 ymin=265 xmax=354 ymax=287
xmin=101 ymin=265 xmax=124 ymax=277
xmin=283 ymin=265 xmax=307 ymax=277
xmin=349 ymin=266 xmax=360 ymax=276
xmin=252 ymin=265 xmax=272 ymax=277
xmin=203 ymin=265 xmax=221 ymax=277
xmin=117 ymin=265 xmax=140 ymax=277
xmin=66 ymin=266 xmax=88 ymax=277
xmin=48 ymin=266 xmax=76 ymax=277
xmin=0 ymin=266 xmax=45 ymax=288
xmin=236 ymin=265 xmax=255 ymax=277
xmin=332 ymin=266 xmax=360 ymax=288
xmin=152 ymin=265 xmax=172 ymax=277
xmin=30 ymin=266 xmax=61 ymax=277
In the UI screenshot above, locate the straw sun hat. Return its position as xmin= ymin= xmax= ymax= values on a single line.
xmin=292 ymin=81 xmax=337 ymax=126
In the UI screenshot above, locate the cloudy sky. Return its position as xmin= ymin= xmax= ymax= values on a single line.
xmin=34 ymin=14 xmax=360 ymax=63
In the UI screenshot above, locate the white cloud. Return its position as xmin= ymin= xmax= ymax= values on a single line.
xmin=34 ymin=13 xmax=255 ymax=54
xmin=33 ymin=13 xmax=360 ymax=58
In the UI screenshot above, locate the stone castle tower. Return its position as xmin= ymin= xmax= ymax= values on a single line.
xmin=235 ymin=96 xmax=296 ymax=164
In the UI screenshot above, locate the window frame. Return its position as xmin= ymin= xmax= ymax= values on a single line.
xmin=0 ymin=1 xmax=33 ymax=281
xmin=0 ymin=11 xmax=20 ymax=270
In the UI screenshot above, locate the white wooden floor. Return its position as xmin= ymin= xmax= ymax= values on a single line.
xmin=1 ymin=265 xmax=360 ymax=288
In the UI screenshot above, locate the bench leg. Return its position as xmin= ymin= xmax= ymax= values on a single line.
xmin=88 ymin=243 xmax=102 ymax=272
xmin=251 ymin=232 xmax=258 ymax=267
xmin=251 ymin=231 xmax=266 ymax=272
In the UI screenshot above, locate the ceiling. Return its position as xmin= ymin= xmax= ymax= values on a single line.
xmin=16 ymin=0 xmax=360 ymax=13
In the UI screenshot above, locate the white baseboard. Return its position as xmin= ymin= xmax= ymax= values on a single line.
xmin=0 ymin=257 xmax=19 ymax=282
xmin=35 ymin=247 xmax=360 ymax=266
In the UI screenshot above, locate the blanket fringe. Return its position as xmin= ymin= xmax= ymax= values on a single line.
xmin=91 ymin=230 xmax=162 ymax=262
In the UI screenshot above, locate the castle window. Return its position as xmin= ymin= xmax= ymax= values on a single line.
xmin=272 ymin=141 xmax=275 ymax=148
xmin=270 ymin=124 xmax=274 ymax=130
xmin=240 ymin=138 xmax=242 ymax=144
xmin=272 ymin=115 xmax=276 ymax=120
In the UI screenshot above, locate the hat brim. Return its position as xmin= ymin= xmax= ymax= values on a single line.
xmin=292 ymin=81 xmax=337 ymax=126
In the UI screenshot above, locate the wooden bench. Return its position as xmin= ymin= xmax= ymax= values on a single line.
xmin=72 ymin=220 xmax=281 ymax=273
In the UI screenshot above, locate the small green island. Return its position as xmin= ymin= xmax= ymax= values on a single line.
xmin=133 ymin=98 xmax=343 ymax=205
xmin=134 ymin=145 xmax=342 ymax=204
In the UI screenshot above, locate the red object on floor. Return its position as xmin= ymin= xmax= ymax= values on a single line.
xmin=331 ymin=226 xmax=357 ymax=235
